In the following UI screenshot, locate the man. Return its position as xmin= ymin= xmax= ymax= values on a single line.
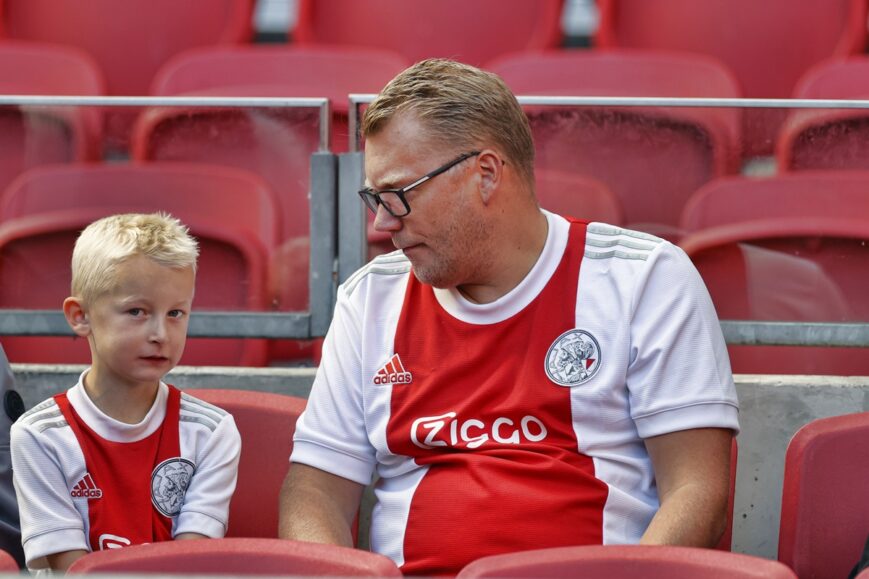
xmin=279 ymin=58 xmax=739 ymax=576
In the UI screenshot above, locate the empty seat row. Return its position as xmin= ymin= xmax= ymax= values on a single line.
xmin=7 ymin=42 xmax=869 ymax=243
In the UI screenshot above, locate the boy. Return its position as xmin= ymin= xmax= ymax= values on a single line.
xmin=10 ymin=213 xmax=241 ymax=573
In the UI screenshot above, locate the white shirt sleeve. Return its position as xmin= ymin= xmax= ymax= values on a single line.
xmin=291 ymin=283 xmax=377 ymax=486
xmin=10 ymin=416 xmax=88 ymax=569
xmin=175 ymin=411 xmax=241 ymax=538
xmin=626 ymin=242 xmax=740 ymax=438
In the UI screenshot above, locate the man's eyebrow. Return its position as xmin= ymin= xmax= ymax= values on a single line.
xmin=369 ymin=171 xmax=410 ymax=191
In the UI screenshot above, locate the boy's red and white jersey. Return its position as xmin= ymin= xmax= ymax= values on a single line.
xmin=292 ymin=211 xmax=739 ymax=576
xmin=11 ymin=373 xmax=241 ymax=570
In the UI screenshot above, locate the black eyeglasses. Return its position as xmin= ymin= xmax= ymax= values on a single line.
xmin=358 ymin=151 xmax=481 ymax=217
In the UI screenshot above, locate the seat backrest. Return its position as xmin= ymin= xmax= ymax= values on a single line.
xmin=680 ymin=215 xmax=869 ymax=374
xmin=151 ymin=45 xmax=409 ymax=117
xmin=0 ymin=41 xmax=104 ymax=194
xmin=136 ymin=45 xmax=407 ymax=243
xmin=595 ymin=0 xmax=866 ymax=155
xmin=66 ymin=537 xmax=402 ymax=576
xmin=489 ymin=50 xmax=741 ymax=231
xmin=535 ymin=170 xmax=625 ymax=226
xmin=0 ymin=162 xmax=280 ymax=249
xmin=184 ymin=389 xmax=305 ymax=538
xmin=456 ymin=544 xmax=796 ymax=578
xmin=778 ymin=412 xmax=869 ymax=579
xmin=2 ymin=0 xmax=254 ymax=96
xmin=293 ymin=0 xmax=564 ymax=67
xmin=681 ymin=172 xmax=869 ymax=233
xmin=0 ymin=164 xmax=275 ymax=366
xmin=778 ymin=56 xmax=869 ymax=170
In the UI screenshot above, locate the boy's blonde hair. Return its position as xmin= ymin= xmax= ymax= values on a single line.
xmin=71 ymin=213 xmax=199 ymax=304
xmin=362 ymin=58 xmax=536 ymax=187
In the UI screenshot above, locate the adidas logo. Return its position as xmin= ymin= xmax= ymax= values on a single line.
xmin=373 ymin=353 xmax=413 ymax=385
xmin=70 ymin=473 xmax=103 ymax=499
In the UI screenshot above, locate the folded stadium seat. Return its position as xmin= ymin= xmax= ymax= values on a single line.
xmin=595 ymin=0 xmax=867 ymax=159
xmin=66 ymin=537 xmax=402 ymax=576
xmin=678 ymin=173 xmax=869 ymax=375
xmin=0 ymin=0 xmax=255 ymax=151
xmin=456 ymin=545 xmax=797 ymax=578
xmin=135 ymin=45 xmax=408 ymax=243
xmin=183 ymin=389 xmax=305 ymax=538
xmin=0 ymin=163 xmax=279 ymax=366
xmin=488 ymin=50 xmax=741 ymax=240
xmin=777 ymin=57 xmax=869 ymax=171
xmin=778 ymin=412 xmax=869 ymax=579
xmin=535 ymin=170 xmax=624 ymax=226
xmin=292 ymin=0 xmax=564 ymax=67
xmin=0 ymin=41 xmax=103 ymax=200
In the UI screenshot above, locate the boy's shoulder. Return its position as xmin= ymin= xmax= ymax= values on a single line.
xmin=177 ymin=389 xmax=233 ymax=433
xmin=12 ymin=396 xmax=66 ymax=435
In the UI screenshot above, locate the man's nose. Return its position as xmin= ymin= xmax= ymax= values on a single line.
xmin=373 ymin=203 xmax=402 ymax=233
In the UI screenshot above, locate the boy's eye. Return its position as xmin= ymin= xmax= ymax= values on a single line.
xmin=168 ymin=310 xmax=185 ymax=319
xmin=128 ymin=308 xmax=143 ymax=317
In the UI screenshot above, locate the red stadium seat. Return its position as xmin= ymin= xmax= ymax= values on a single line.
xmin=135 ymin=45 xmax=407 ymax=243
xmin=778 ymin=412 xmax=869 ymax=579
xmin=679 ymin=174 xmax=869 ymax=374
xmin=596 ymin=0 xmax=867 ymax=157
xmin=680 ymin=172 xmax=869 ymax=233
xmin=293 ymin=0 xmax=564 ymax=67
xmin=488 ymin=50 xmax=741 ymax=236
xmin=0 ymin=548 xmax=18 ymax=572
xmin=1 ymin=0 xmax=254 ymax=148
xmin=0 ymin=41 xmax=103 ymax=196
xmin=0 ymin=163 xmax=279 ymax=366
xmin=778 ymin=57 xmax=869 ymax=171
xmin=184 ymin=389 xmax=305 ymax=538
xmin=66 ymin=537 xmax=402 ymax=576
xmin=456 ymin=544 xmax=797 ymax=578
xmin=149 ymin=45 xmax=409 ymax=153
xmin=535 ymin=170 xmax=624 ymax=226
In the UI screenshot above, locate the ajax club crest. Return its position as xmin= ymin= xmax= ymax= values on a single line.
xmin=151 ymin=458 xmax=194 ymax=517
xmin=545 ymin=329 xmax=602 ymax=387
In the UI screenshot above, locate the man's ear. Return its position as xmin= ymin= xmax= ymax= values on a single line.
xmin=63 ymin=297 xmax=91 ymax=337
xmin=476 ymin=150 xmax=504 ymax=205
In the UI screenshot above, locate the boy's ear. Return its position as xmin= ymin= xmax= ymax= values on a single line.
xmin=63 ymin=297 xmax=91 ymax=337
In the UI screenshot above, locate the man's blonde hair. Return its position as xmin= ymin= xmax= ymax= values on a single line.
xmin=71 ymin=213 xmax=199 ymax=303
xmin=362 ymin=58 xmax=536 ymax=186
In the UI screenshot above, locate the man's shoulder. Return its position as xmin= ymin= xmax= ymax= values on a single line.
xmin=341 ymin=250 xmax=412 ymax=298
xmin=582 ymin=222 xmax=669 ymax=264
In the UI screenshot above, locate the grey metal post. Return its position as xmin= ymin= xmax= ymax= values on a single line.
xmin=338 ymin=152 xmax=367 ymax=284
xmin=309 ymin=152 xmax=338 ymax=337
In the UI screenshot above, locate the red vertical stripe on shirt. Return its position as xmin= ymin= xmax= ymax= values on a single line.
xmin=386 ymin=220 xmax=609 ymax=576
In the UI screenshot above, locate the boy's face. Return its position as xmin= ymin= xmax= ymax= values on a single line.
xmin=72 ymin=254 xmax=195 ymax=391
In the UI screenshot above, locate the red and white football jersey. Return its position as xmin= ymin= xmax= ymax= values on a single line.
xmin=11 ymin=373 xmax=241 ymax=570
xmin=292 ymin=212 xmax=739 ymax=576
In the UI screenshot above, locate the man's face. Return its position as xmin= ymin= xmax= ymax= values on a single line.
xmin=364 ymin=114 xmax=493 ymax=289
